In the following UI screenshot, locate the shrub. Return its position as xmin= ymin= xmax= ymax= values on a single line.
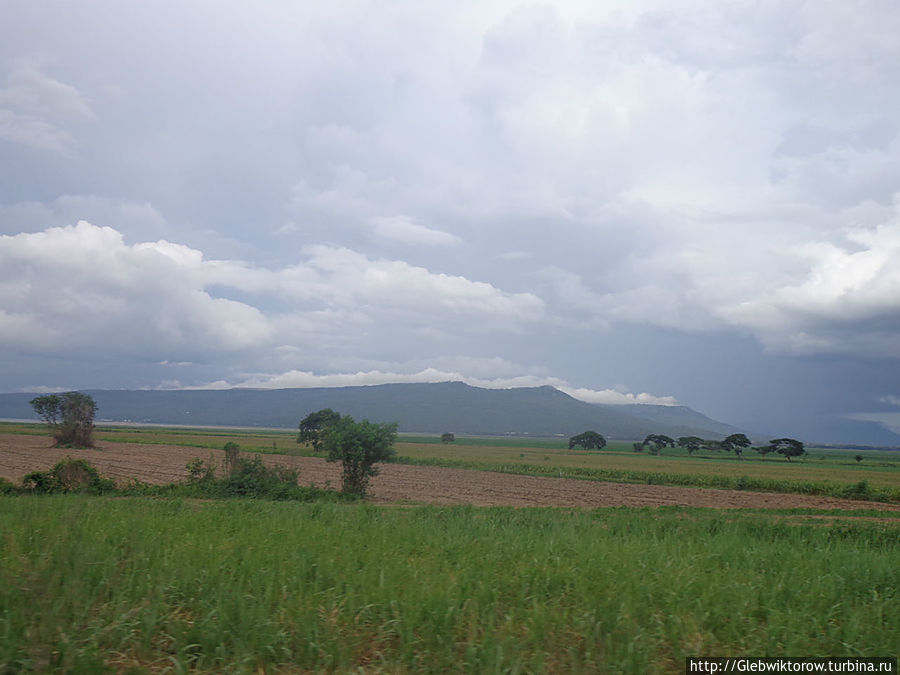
xmin=184 ymin=444 xmax=313 ymax=501
xmin=841 ymin=480 xmax=872 ymax=501
xmin=22 ymin=458 xmax=115 ymax=495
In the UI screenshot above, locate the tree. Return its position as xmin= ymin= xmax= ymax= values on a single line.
xmin=723 ymin=433 xmax=752 ymax=460
xmin=703 ymin=439 xmax=725 ymax=453
xmin=29 ymin=391 xmax=97 ymax=447
xmin=322 ymin=414 xmax=398 ymax=496
xmin=677 ymin=436 xmax=704 ymax=454
xmin=297 ymin=408 xmax=341 ymax=453
xmin=755 ymin=444 xmax=774 ymax=458
xmin=770 ymin=438 xmax=805 ymax=462
xmin=855 ymin=454 xmax=863 ymax=463
xmin=441 ymin=432 xmax=456 ymax=444
xmin=642 ymin=434 xmax=675 ymax=454
xmin=569 ymin=430 xmax=606 ymax=450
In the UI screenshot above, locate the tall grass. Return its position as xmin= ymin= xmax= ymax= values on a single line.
xmin=1 ymin=497 xmax=897 ymax=673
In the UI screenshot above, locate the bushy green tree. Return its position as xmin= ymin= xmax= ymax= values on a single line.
xmin=770 ymin=438 xmax=805 ymax=462
xmin=568 ymin=430 xmax=606 ymax=450
xmin=322 ymin=414 xmax=397 ymax=496
xmin=29 ymin=391 xmax=97 ymax=447
xmin=441 ymin=432 xmax=456 ymax=443
xmin=642 ymin=434 xmax=675 ymax=454
xmin=755 ymin=444 xmax=774 ymax=458
xmin=677 ymin=436 xmax=704 ymax=454
xmin=723 ymin=433 xmax=752 ymax=460
xmin=297 ymin=408 xmax=341 ymax=452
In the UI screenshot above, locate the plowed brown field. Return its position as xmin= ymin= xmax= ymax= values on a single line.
xmin=3 ymin=433 xmax=899 ymax=511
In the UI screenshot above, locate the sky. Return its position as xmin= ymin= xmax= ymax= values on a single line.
xmin=2 ymin=0 xmax=900 ymax=443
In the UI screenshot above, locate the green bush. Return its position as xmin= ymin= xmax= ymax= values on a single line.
xmin=841 ymin=480 xmax=872 ymax=501
xmin=22 ymin=458 xmax=115 ymax=495
xmin=183 ymin=445 xmax=342 ymax=501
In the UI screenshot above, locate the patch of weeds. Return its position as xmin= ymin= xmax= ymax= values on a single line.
xmin=841 ymin=480 xmax=872 ymax=501
xmin=180 ymin=444 xmax=349 ymax=502
xmin=22 ymin=457 xmax=116 ymax=495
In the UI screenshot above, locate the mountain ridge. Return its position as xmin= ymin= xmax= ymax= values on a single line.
xmin=0 ymin=381 xmax=744 ymax=440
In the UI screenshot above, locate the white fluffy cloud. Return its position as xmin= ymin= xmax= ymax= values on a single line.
xmin=714 ymin=203 xmax=900 ymax=356
xmin=0 ymin=222 xmax=272 ymax=357
xmin=0 ymin=221 xmax=543 ymax=363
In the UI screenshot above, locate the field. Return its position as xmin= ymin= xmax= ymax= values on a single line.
xmin=3 ymin=422 xmax=898 ymax=503
xmin=1 ymin=424 xmax=899 ymax=672
xmin=2 ymin=432 xmax=900 ymax=510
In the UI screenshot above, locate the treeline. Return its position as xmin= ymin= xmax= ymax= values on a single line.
xmin=567 ymin=431 xmax=807 ymax=461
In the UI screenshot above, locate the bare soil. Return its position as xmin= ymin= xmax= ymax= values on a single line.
xmin=2 ymin=433 xmax=899 ymax=511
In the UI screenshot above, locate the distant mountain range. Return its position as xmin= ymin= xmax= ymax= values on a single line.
xmin=0 ymin=382 xmax=745 ymax=440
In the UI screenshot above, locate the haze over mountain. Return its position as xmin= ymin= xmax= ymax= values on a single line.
xmin=1 ymin=382 xmax=749 ymax=441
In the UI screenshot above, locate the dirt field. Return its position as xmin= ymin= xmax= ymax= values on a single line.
xmin=2 ymin=433 xmax=899 ymax=511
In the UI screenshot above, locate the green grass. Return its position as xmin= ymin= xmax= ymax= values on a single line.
xmin=1 ymin=497 xmax=897 ymax=673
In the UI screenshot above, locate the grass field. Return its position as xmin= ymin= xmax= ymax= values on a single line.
xmin=2 ymin=423 xmax=899 ymax=672
xmin=1 ymin=497 xmax=897 ymax=673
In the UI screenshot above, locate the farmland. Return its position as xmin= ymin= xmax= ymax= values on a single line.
xmin=3 ymin=422 xmax=898 ymax=502
xmin=1 ymin=423 xmax=899 ymax=672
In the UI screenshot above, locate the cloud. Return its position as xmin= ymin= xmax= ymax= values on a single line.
xmin=2 ymin=2 xmax=900 ymax=440
xmin=21 ymin=385 xmax=71 ymax=394
xmin=0 ymin=222 xmax=543 ymax=365
xmin=0 ymin=61 xmax=93 ymax=153
xmin=373 ymin=216 xmax=462 ymax=246
xmin=716 ymin=204 xmax=900 ymax=356
xmin=0 ymin=222 xmax=274 ymax=358
xmin=846 ymin=412 xmax=900 ymax=435
xmin=559 ymin=387 xmax=678 ymax=406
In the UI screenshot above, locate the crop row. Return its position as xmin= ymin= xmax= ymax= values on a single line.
xmin=396 ymin=455 xmax=900 ymax=503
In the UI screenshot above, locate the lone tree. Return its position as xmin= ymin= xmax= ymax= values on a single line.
xmin=297 ymin=408 xmax=341 ymax=453
xmin=29 ymin=392 xmax=97 ymax=447
xmin=770 ymin=438 xmax=805 ymax=462
xmin=441 ymin=432 xmax=456 ymax=444
xmin=322 ymin=414 xmax=398 ymax=496
xmin=723 ymin=433 xmax=752 ymax=460
xmin=677 ymin=436 xmax=704 ymax=454
xmin=569 ymin=430 xmax=606 ymax=450
xmin=643 ymin=434 xmax=675 ymax=454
